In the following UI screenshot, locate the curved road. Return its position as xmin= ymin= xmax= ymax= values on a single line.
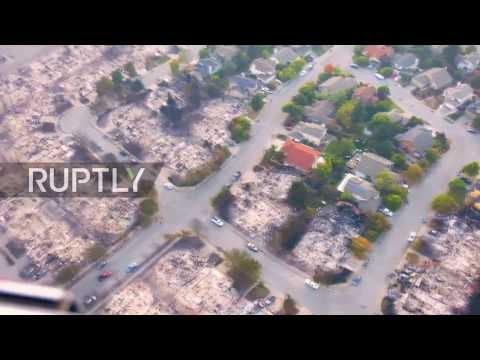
xmin=71 ymin=45 xmax=480 ymax=314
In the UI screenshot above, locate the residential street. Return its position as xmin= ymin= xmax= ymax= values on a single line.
xmin=71 ymin=45 xmax=480 ymax=314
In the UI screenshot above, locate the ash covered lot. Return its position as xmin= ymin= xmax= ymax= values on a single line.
xmin=101 ymin=237 xmax=273 ymax=315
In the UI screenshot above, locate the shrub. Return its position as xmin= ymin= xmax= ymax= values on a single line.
xmin=229 ymin=116 xmax=251 ymax=143
xmin=84 ymin=244 xmax=107 ymax=263
xmin=55 ymin=264 xmax=81 ymax=284
xmin=431 ymin=193 xmax=458 ymax=214
xmin=225 ymin=249 xmax=261 ymax=291
xmin=211 ymin=187 xmax=235 ymax=221
xmin=349 ymin=236 xmax=372 ymax=259
xmin=246 ymin=282 xmax=270 ymax=301
xmin=174 ymin=146 xmax=230 ymax=187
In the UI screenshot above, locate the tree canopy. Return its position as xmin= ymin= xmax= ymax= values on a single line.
xmin=432 ymin=193 xmax=458 ymax=214
xmin=225 ymin=249 xmax=262 ymax=291
xmin=461 ymin=162 xmax=480 ymax=177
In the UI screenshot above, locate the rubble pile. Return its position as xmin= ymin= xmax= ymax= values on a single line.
xmin=289 ymin=206 xmax=361 ymax=275
xmin=389 ymin=216 xmax=480 ymax=315
xmin=230 ymin=170 xmax=298 ymax=243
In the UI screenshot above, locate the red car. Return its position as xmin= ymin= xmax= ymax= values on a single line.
xmin=98 ymin=271 xmax=113 ymax=281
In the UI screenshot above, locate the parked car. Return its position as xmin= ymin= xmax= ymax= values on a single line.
xmin=379 ymin=208 xmax=394 ymax=217
xmin=351 ymin=277 xmax=362 ymax=286
xmin=210 ymin=217 xmax=225 ymax=227
xmin=96 ymin=261 xmax=108 ymax=270
xmin=350 ymin=63 xmax=359 ymax=69
xmin=98 ymin=271 xmax=113 ymax=281
xmin=407 ymin=232 xmax=417 ymax=243
xmin=428 ymin=229 xmax=439 ymax=236
xmin=468 ymin=128 xmax=478 ymax=134
xmin=246 ymin=242 xmax=259 ymax=252
xmin=375 ymin=73 xmax=385 ymax=80
xmin=305 ymin=279 xmax=319 ymax=290
xmin=163 ymin=182 xmax=174 ymax=190
xmin=83 ymin=295 xmax=97 ymax=307
xmin=126 ymin=262 xmax=139 ymax=273
xmin=299 ymin=70 xmax=307 ymax=77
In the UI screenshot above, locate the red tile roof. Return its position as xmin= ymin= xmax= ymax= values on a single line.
xmin=281 ymin=139 xmax=321 ymax=172
xmin=363 ymin=45 xmax=394 ymax=60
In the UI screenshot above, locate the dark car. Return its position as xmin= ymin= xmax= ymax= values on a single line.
xmin=96 ymin=261 xmax=108 ymax=270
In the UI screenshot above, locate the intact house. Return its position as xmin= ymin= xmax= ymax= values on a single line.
xmin=352 ymin=85 xmax=378 ymax=105
xmin=228 ymin=75 xmax=259 ymax=100
xmin=272 ymin=47 xmax=299 ymax=65
xmin=281 ymin=139 xmax=325 ymax=173
xmin=304 ymin=100 xmax=336 ymax=126
xmin=354 ymin=152 xmax=394 ymax=180
xmin=362 ymin=45 xmax=394 ymax=65
xmin=438 ymin=83 xmax=475 ymax=117
xmin=395 ymin=125 xmax=435 ymax=155
xmin=249 ymin=58 xmax=276 ymax=85
xmin=393 ymin=53 xmax=419 ymax=73
xmin=290 ymin=123 xmax=327 ymax=147
xmin=411 ymin=67 xmax=453 ymax=92
xmin=456 ymin=51 xmax=480 ymax=73
xmin=319 ymin=76 xmax=357 ymax=96
xmin=337 ymin=173 xmax=381 ymax=213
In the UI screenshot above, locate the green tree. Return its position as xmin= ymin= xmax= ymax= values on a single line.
xmin=282 ymin=295 xmax=299 ymax=315
xmin=111 ymin=69 xmax=124 ymax=85
xmin=124 ymin=62 xmax=137 ymax=78
xmin=225 ymin=249 xmax=261 ymax=291
xmin=391 ymin=153 xmax=407 ymax=171
xmin=379 ymin=66 xmax=393 ymax=78
xmin=250 ymin=93 xmax=266 ymax=112
xmin=425 ymin=147 xmax=440 ymax=163
xmin=282 ymin=102 xmax=305 ymax=123
xmin=170 ymin=59 xmax=180 ymax=75
xmin=312 ymin=159 xmax=332 ymax=184
xmin=199 ymin=47 xmax=209 ymax=59
xmin=353 ymin=55 xmax=369 ymax=67
xmin=448 ymin=178 xmax=468 ymax=204
xmin=287 ymin=181 xmax=309 ymax=209
xmin=473 ymin=116 xmax=480 ymax=129
xmin=160 ymin=93 xmax=183 ymax=126
xmin=336 ymin=100 xmax=358 ymax=129
xmin=211 ymin=187 xmax=235 ymax=221
xmin=404 ymin=163 xmax=424 ymax=183
xmin=318 ymin=72 xmax=331 ymax=84
xmin=431 ymin=193 xmax=458 ymax=214
xmin=471 ymin=75 xmax=480 ymax=90
xmin=354 ymin=45 xmax=365 ymax=56
xmin=443 ymin=45 xmax=461 ymax=68
xmin=325 ymin=138 xmax=354 ymax=168
xmin=229 ymin=116 xmax=251 ymax=143
xmin=206 ymin=74 xmax=229 ymax=98
xmin=384 ymin=194 xmax=403 ymax=211
xmin=377 ymin=85 xmax=390 ymax=100
xmin=55 ymin=264 xmax=81 ymax=284
xmin=375 ymin=170 xmax=397 ymax=194
xmin=462 ymin=162 xmax=480 ymax=177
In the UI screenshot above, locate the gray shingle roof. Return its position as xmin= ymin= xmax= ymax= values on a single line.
xmin=344 ymin=176 xmax=379 ymax=202
xmin=356 ymin=152 xmax=393 ymax=179
xmin=320 ymin=76 xmax=357 ymax=94
xmin=393 ymin=53 xmax=418 ymax=69
xmin=396 ymin=126 xmax=434 ymax=153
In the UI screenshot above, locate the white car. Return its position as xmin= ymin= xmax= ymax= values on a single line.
xmin=211 ymin=216 xmax=225 ymax=227
xmin=305 ymin=279 xmax=319 ymax=290
xmin=375 ymin=73 xmax=385 ymax=80
xmin=299 ymin=70 xmax=307 ymax=76
xmin=246 ymin=242 xmax=259 ymax=252
xmin=163 ymin=182 xmax=174 ymax=190
xmin=379 ymin=208 xmax=394 ymax=217
xmin=408 ymin=232 xmax=417 ymax=243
